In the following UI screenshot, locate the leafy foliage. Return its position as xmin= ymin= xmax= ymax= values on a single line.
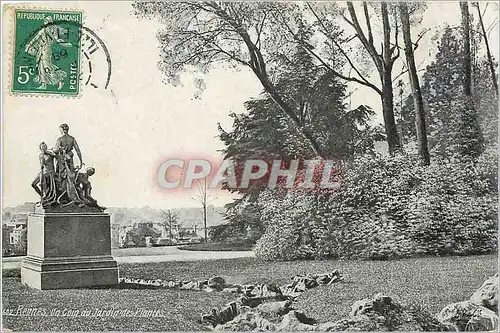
xmin=133 ymin=2 xmax=284 ymax=86
xmin=473 ymin=59 xmax=499 ymax=146
xmin=255 ymin=152 xmax=498 ymax=261
xmin=401 ymin=27 xmax=491 ymax=158
xmin=218 ymin=26 xmax=377 ymax=163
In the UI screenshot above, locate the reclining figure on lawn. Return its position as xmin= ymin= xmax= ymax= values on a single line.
xmin=31 ymin=124 xmax=105 ymax=211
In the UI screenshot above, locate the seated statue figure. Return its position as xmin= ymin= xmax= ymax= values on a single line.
xmin=75 ymin=167 xmax=105 ymax=210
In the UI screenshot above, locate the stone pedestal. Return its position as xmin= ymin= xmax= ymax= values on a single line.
xmin=21 ymin=209 xmax=118 ymax=290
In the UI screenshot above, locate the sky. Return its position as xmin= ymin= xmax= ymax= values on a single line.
xmin=2 ymin=1 xmax=499 ymax=209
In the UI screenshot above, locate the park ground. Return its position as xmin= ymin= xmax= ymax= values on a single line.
xmin=2 ymin=254 xmax=497 ymax=331
xmin=1 ymin=246 xmax=254 ymax=269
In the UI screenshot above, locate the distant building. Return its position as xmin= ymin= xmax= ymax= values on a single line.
xmin=2 ymin=225 xmax=15 ymax=255
xmin=2 ymin=225 xmax=27 ymax=256
xmin=2 ymin=215 xmax=28 ymax=256
xmin=157 ymin=219 xmax=202 ymax=240
xmin=11 ymin=225 xmax=24 ymax=243
xmin=3 ymin=219 xmax=27 ymax=229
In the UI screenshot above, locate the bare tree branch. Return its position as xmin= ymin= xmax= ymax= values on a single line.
xmin=304 ymin=40 xmax=382 ymax=94
xmin=392 ymin=67 xmax=426 ymax=83
xmin=276 ymin=9 xmax=382 ymax=94
xmin=342 ymin=13 xmax=355 ymax=27
xmin=346 ymin=2 xmax=383 ymax=71
xmin=486 ymin=17 xmax=498 ymax=36
xmin=390 ymin=9 xmax=400 ymax=64
xmin=362 ymin=2 xmax=374 ymax=46
xmin=306 ymin=3 xmax=375 ymax=89
xmin=202 ymin=1 xmax=327 ymax=157
xmin=255 ymin=11 xmax=267 ymax=50
xmin=413 ymin=28 xmax=430 ymax=50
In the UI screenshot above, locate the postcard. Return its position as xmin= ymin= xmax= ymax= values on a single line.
xmin=2 ymin=1 xmax=498 ymax=332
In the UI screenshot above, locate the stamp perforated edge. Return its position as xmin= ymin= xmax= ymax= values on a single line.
xmin=4 ymin=4 xmax=86 ymax=99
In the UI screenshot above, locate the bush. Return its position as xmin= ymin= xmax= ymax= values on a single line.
xmin=254 ymin=151 xmax=498 ymax=261
xmin=408 ymin=156 xmax=498 ymax=255
xmin=254 ymin=189 xmax=317 ymax=260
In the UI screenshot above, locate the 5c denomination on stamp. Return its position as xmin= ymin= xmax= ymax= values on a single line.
xmin=11 ymin=10 xmax=83 ymax=96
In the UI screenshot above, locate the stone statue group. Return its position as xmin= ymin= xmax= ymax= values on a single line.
xmin=31 ymin=124 xmax=103 ymax=210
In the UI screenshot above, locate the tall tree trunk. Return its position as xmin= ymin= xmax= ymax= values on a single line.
xmin=460 ymin=2 xmax=473 ymax=96
xmin=399 ymin=2 xmax=430 ymax=165
xmin=459 ymin=1 xmax=484 ymax=158
xmin=381 ymin=3 xmax=402 ymax=154
xmin=381 ymin=72 xmax=401 ymax=155
xmin=203 ymin=202 xmax=207 ymax=242
xmin=475 ymin=3 xmax=498 ymax=95
xmin=346 ymin=2 xmax=402 ymax=154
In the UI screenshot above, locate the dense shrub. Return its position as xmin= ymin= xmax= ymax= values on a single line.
xmin=254 ymin=190 xmax=317 ymax=260
xmin=255 ymin=151 xmax=498 ymax=261
xmin=408 ymin=156 xmax=498 ymax=255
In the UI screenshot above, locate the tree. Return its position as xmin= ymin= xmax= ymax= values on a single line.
xmin=219 ymin=28 xmax=377 ymax=164
xmin=192 ymin=178 xmax=214 ymax=242
xmin=217 ymin=38 xmax=376 ymax=243
xmin=133 ymin=2 xmax=327 ymax=157
xmin=218 ymin=38 xmax=376 ymax=194
xmin=292 ymin=2 xmax=402 ymax=154
xmin=473 ymin=58 xmax=498 ymax=146
xmin=459 ymin=2 xmax=484 ymax=158
xmin=346 ymin=2 xmax=402 ymax=154
xmin=473 ymin=2 xmax=498 ymax=95
xmin=160 ymin=209 xmax=178 ymax=240
xmin=413 ymin=27 xmax=484 ymax=159
xmin=420 ymin=28 xmax=463 ymax=156
xmin=213 ymin=196 xmax=264 ymax=245
xmin=399 ymin=2 xmax=430 ymax=165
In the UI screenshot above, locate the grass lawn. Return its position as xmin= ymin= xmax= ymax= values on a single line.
xmin=178 ymin=242 xmax=254 ymax=252
xmin=2 ymin=254 xmax=496 ymax=331
xmin=111 ymin=246 xmax=180 ymax=257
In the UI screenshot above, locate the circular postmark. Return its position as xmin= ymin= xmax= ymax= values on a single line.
xmin=78 ymin=24 xmax=112 ymax=90
xmin=13 ymin=17 xmax=112 ymax=95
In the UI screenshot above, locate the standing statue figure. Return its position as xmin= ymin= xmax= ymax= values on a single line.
xmin=55 ymin=123 xmax=83 ymax=173
xmin=24 ymin=16 xmax=72 ymax=90
xmin=54 ymin=124 xmax=84 ymax=207
xmin=31 ymin=142 xmax=58 ymax=206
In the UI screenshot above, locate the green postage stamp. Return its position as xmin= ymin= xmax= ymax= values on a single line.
xmin=11 ymin=10 xmax=83 ymax=96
